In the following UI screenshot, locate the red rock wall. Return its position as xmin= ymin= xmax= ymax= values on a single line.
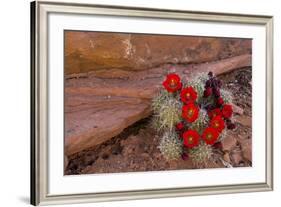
xmin=64 ymin=31 xmax=251 ymax=75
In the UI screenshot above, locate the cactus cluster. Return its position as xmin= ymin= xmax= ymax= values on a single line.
xmin=158 ymin=131 xmax=183 ymax=160
xmin=189 ymin=142 xmax=213 ymax=168
xmin=152 ymin=71 xmax=236 ymax=167
xmin=152 ymin=90 xmax=182 ymax=131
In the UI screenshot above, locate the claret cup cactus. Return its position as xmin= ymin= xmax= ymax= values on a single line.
xmin=152 ymin=71 xmax=236 ymax=166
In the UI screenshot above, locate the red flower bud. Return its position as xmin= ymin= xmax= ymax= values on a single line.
xmin=222 ymin=104 xmax=233 ymax=118
xmin=208 ymin=108 xmax=222 ymax=119
xmin=227 ymin=123 xmax=236 ymax=130
xmin=213 ymin=87 xmax=220 ymax=97
xmin=176 ymin=122 xmax=184 ymax=131
xmin=178 ymin=131 xmax=184 ymax=138
xmin=217 ymin=80 xmax=222 ymax=88
xmin=204 ymin=87 xmax=212 ymax=97
xmin=217 ymin=97 xmax=224 ymax=106
xmin=205 ymin=80 xmax=212 ymax=88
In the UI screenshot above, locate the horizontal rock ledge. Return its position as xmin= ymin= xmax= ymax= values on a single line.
xmin=65 ymin=31 xmax=251 ymax=74
xmin=65 ymin=54 xmax=251 ymax=156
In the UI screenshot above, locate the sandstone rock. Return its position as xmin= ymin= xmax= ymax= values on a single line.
xmin=233 ymin=104 xmax=244 ymax=115
xmin=65 ymin=31 xmax=251 ymax=74
xmin=221 ymin=136 xmax=237 ymax=152
xmin=64 ymin=155 xmax=69 ymax=170
xmin=223 ymin=152 xmax=231 ymax=163
xmin=187 ymin=54 xmax=251 ymax=76
xmin=242 ymin=148 xmax=252 ymax=162
xmin=236 ymin=116 xmax=252 ymax=127
xmin=231 ymin=152 xmax=244 ymax=165
xmin=65 ymin=95 xmax=151 ymax=156
xmin=239 ymin=139 xmax=252 ymax=161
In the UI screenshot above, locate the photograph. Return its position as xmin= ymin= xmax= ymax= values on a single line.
xmin=64 ymin=31 xmax=252 ymax=175
xmin=0 ymin=0 xmax=278 ymax=206
xmin=30 ymin=1 xmax=274 ymax=205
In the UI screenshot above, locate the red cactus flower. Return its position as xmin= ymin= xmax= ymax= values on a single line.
xmin=180 ymin=86 xmax=198 ymax=104
xmin=182 ymin=103 xmax=199 ymax=123
xmin=204 ymin=87 xmax=212 ymax=97
xmin=176 ymin=122 xmax=185 ymax=131
xmin=183 ymin=130 xmax=200 ymax=148
xmin=208 ymin=108 xmax=222 ymax=119
xmin=222 ymin=104 xmax=233 ymax=118
xmin=210 ymin=115 xmax=225 ymax=133
xmin=162 ymin=73 xmax=182 ymax=93
xmin=217 ymin=97 xmax=224 ymax=106
xmin=202 ymin=127 xmax=220 ymax=145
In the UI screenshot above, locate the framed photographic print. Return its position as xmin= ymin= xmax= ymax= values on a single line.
xmin=31 ymin=0 xmax=273 ymax=205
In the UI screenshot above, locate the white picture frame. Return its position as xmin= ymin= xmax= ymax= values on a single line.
xmin=31 ymin=1 xmax=273 ymax=205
